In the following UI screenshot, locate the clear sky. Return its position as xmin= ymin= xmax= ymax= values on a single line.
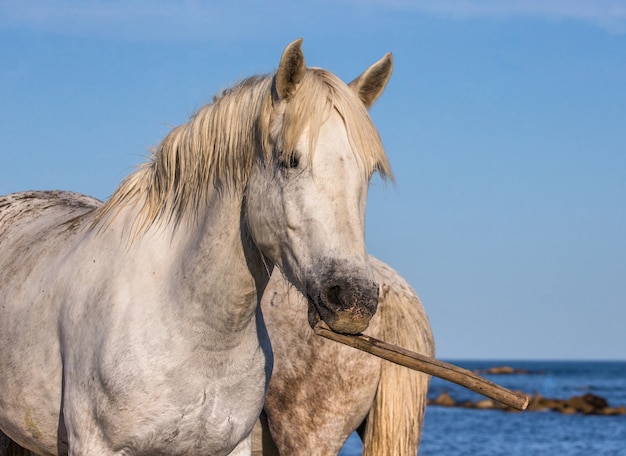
xmin=1 ymin=1 xmax=625 ymax=360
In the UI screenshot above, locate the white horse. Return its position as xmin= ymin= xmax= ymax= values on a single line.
xmin=0 ymin=39 xmax=393 ymax=456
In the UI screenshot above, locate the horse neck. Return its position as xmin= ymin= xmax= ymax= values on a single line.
xmin=110 ymin=190 xmax=269 ymax=339
xmin=174 ymin=192 xmax=270 ymax=335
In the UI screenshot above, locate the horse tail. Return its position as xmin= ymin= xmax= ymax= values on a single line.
xmin=361 ymin=258 xmax=435 ymax=456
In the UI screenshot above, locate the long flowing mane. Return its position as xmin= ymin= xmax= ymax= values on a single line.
xmin=94 ymin=68 xmax=392 ymax=233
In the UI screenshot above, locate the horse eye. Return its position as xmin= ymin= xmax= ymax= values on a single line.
xmin=279 ymin=154 xmax=300 ymax=170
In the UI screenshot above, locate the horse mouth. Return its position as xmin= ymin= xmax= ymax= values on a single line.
xmin=305 ymin=288 xmax=376 ymax=335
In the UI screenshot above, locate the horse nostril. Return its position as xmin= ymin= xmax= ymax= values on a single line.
xmin=324 ymin=285 xmax=342 ymax=307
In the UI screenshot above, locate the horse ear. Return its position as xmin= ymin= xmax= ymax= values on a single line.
xmin=275 ymin=38 xmax=306 ymax=101
xmin=348 ymin=53 xmax=393 ymax=108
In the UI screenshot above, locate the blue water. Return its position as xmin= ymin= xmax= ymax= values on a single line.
xmin=339 ymin=361 xmax=626 ymax=455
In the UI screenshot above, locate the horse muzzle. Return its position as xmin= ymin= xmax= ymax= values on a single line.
xmin=306 ymin=275 xmax=378 ymax=335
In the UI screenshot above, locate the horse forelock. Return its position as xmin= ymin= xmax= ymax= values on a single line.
xmin=93 ymin=67 xmax=392 ymax=235
xmin=278 ymin=69 xmax=393 ymax=181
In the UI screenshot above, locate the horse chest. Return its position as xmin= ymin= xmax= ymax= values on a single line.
xmin=81 ymin=366 xmax=264 ymax=455
xmin=85 ymin=340 xmax=268 ymax=455
xmin=128 ymin=393 xmax=253 ymax=455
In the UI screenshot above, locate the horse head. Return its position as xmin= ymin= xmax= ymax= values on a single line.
xmin=246 ymin=39 xmax=393 ymax=335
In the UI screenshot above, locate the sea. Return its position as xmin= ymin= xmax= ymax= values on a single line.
xmin=339 ymin=360 xmax=626 ymax=456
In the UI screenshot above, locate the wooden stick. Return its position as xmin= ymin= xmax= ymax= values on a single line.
xmin=314 ymin=322 xmax=530 ymax=411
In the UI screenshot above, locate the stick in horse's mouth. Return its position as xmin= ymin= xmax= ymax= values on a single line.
xmin=313 ymin=321 xmax=530 ymax=411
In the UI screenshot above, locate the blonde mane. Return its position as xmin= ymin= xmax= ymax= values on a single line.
xmin=94 ymin=68 xmax=392 ymax=233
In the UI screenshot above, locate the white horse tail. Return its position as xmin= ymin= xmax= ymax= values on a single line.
xmin=361 ymin=259 xmax=435 ymax=456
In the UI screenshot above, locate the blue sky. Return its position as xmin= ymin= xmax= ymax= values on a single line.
xmin=1 ymin=1 xmax=625 ymax=359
